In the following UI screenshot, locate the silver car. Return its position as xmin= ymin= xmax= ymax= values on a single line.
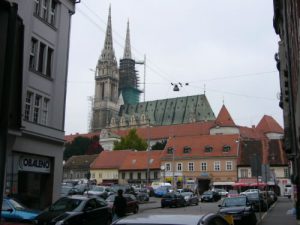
xmin=112 ymin=213 xmax=230 ymax=225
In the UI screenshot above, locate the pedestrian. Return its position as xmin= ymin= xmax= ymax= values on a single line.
xmin=113 ymin=189 xmax=127 ymax=221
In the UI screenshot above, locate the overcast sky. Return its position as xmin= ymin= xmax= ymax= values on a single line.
xmin=65 ymin=0 xmax=282 ymax=135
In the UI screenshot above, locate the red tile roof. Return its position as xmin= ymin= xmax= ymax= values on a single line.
xmin=161 ymin=134 xmax=240 ymax=158
xmin=112 ymin=121 xmax=214 ymax=140
xmin=90 ymin=150 xmax=132 ymax=169
xmin=215 ymin=105 xmax=236 ymax=127
xmin=256 ymin=115 xmax=284 ymax=134
xmin=119 ymin=150 xmax=163 ymax=170
xmin=64 ymin=132 xmax=100 ymax=143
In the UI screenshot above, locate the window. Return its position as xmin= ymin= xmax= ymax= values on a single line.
xmin=129 ymin=172 xmax=133 ymax=180
xmin=167 ymin=147 xmax=173 ymax=154
xmin=122 ymin=172 xmax=125 ymax=179
xmin=34 ymin=0 xmax=57 ymax=26
xmin=177 ymin=163 xmax=182 ymax=171
xmin=24 ymin=90 xmax=50 ymax=125
xmin=24 ymin=91 xmax=33 ymax=121
xmin=183 ymin=146 xmax=191 ymax=153
xmin=33 ymin=95 xmax=42 ymax=123
xmin=166 ymin=163 xmax=171 ymax=171
xmin=29 ymin=38 xmax=38 ymax=69
xmin=188 ymin=162 xmax=194 ymax=171
xmin=99 ymin=173 xmax=102 ymax=178
xmin=204 ymin=145 xmax=213 ymax=152
xmin=201 ymin=162 xmax=207 ymax=171
xmin=41 ymin=98 xmax=49 ymax=125
xmin=138 ymin=172 xmax=141 ymax=179
xmin=91 ymin=173 xmax=95 ymax=179
xmin=214 ymin=161 xmax=220 ymax=171
xmin=29 ymin=37 xmax=54 ymax=77
xmin=240 ymin=168 xmax=248 ymax=178
xmin=284 ymin=168 xmax=289 ymax=178
xmin=154 ymin=171 xmax=158 ymax=179
xmin=223 ymin=145 xmax=231 ymax=152
xmin=226 ymin=161 xmax=233 ymax=171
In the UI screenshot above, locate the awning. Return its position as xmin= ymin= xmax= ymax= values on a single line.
xmin=213 ymin=182 xmax=235 ymax=186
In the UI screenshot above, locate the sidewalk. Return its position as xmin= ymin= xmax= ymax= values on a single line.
xmin=260 ymin=197 xmax=298 ymax=225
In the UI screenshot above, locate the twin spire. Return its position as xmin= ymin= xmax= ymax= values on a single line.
xmin=100 ymin=6 xmax=132 ymax=61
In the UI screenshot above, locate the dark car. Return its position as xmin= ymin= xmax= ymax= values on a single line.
xmin=136 ymin=188 xmax=150 ymax=202
xmin=111 ymin=185 xmax=136 ymax=196
xmin=105 ymin=194 xmax=139 ymax=214
xmin=267 ymin=190 xmax=278 ymax=204
xmin=240 ymin=192 xmax=268 ymax=212
xmin=180 ymin=192 xmax=199 ymax=206
xmin=161 ymin=193 xmax=186 ymax=208
xmin=218 ymin=196 xmax=257 ymax=225
xmin=1 ymin=197 xmax=40 ymax=223
xmin=34 ymin=195 xmax=112 ymax=225
xmin=154 ymin=186 xmax=172 ymax=197
xmin=112 ymin=213 xmax=230 ymax=225
xmin=200 ymin=191 xmax=221 ymax=202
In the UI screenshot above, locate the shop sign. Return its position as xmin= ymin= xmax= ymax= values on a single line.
xmin=19 ymin=155 xmax=51 ymax=173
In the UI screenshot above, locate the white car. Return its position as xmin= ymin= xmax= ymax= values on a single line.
xmin=84 ymin=185 xmax=108 ymax=199
xmin=240 ymin=189 xmax=259 ymax=195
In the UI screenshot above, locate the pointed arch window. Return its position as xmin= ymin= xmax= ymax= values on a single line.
xmin=204 ymin=145 xmax=213 ymax=153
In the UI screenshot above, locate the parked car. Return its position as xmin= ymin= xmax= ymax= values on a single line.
xmin=218 ymin=196 xmax=257 ymax=225
xmin=1 ymin=197 xmax=40 ymax=223
xmin=112 ymin=213 xmax=230 ymax=225
xmin=180 ymin=192 xmax=199 ymax=206
xmin=136 ymin=188 xmax=150 ymax=202
xmin=111 ymin=185 xmax=137 ymax=196
xmin=240 ymin=189 xmax=259 ymax=195
xmin=284 ymin=184 xmax=292 ymax=198
xmin=84 ymin=185 xmax=108 ymax=199
xmin=267 ymin=190 xmax=278 ymax=204
xmin=154 ymin=186 xmax=172 ymax=197
xmin=200 ymin=191 xmax=221 ymax=202
xmin=161 ymin=193 xmax=186 ymax=208
xmin=227 ymin=190 xmax=240 ymax=198
xmin=61 ymin=185 xmax=81 ymax=197
xmin=34 ymin=195 xmax=112 ymax=225
xmin=214 ymin=189 xmax=228 ymax=197
xmin=240 ymin=192 xmax=268 ymax=212
xmin=146 ymin=186 xmax=155 ymax=197
xmin=105 ymin=194 xmax=139 ymax=214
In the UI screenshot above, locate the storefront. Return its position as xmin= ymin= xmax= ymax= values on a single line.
xmin=5 ymin=152 xmax=53 ymax=210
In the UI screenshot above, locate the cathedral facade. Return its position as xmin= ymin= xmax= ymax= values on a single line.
xmin=90 ymin=7 xmax=216 ymax=132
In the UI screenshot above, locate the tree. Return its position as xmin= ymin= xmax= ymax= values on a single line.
xmin=64 ymin=135 xmax=103 ymax=160
xmin=151 ymin=139 xmax=167 ymax=150
xmin=114 ymin=128 xmax=147 ymax=151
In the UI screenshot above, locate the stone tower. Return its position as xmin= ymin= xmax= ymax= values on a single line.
xmin=91 ymin=6 xmax=120 ymax=131
xmin=119 ymin=20 xmax=142 ymax=104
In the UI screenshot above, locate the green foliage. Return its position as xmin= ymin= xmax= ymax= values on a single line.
xmin=113 ymin=128 xmax=147 ymax=151
xmin=151 ymin=139 xmax=167 ymax=150
xmin=64 ymin=135 xmax=103 ymax=160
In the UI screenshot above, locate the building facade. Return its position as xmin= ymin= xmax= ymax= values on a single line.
xmin=4 ymin=0 xmax=75 ymax=209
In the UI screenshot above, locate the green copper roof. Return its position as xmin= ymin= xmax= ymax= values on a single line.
xmin=120 ymin=94 xmax=215 ymax=126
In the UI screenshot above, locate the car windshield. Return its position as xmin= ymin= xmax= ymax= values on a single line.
xmin=106 ymin=195 xmax=116 ymax=202
xmin=49 ymin=197 xmax=82 ymax=212
xmin=245 ymin=192 xmax=259 ymax=198
xmin=91 ymin=186 xmax=105 ymax=192
xmin=8 ymin=199 xmax=26 ymax=210
xmin=203 ymin=191 xmax=212 ymax=195
xmin=180 ymin=192 xmax=192 ymax=196
xmin=222 ymin=197 xmax=247 ymax=207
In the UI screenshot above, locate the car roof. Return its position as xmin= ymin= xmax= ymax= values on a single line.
xmin=114 ymin=214 xmax=206 ymax=225
xmin=65 ymin=195 xmax=95 ymax=200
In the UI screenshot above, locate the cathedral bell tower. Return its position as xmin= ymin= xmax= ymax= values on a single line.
xmin=91 ymin=6 xmax=120 ymax=131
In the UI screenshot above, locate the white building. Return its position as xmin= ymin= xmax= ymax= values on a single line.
xmin=4 ymin=0 xmax=76 ymax=209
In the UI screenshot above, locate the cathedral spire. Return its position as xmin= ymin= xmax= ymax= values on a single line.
xmin=101 ymin=5 xmax=115 ymax=60
xmin=123 ymin=19 xmax=132 ymax=59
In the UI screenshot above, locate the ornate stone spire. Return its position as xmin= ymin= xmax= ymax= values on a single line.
xmin=123 ymin=19 xmax=132 ymax=59
xmin=100 ymin=5 xmax=116 ymax=61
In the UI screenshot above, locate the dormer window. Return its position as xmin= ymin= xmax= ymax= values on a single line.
xmin=183 ymin=146 xmax=191 ymax=153
xmin=223 ymin=145 xmax=231 ymax=152
xmin=204 ymin=145 xmax=213 ymax=153
xmin=167 ymin=147 xmax=173 ymax=154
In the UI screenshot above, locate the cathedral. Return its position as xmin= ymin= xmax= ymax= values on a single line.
xmin=90 ymin=7 xmax=216 ymax=132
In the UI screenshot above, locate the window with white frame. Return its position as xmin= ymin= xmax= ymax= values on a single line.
xmin=34 ymin=0 xmax=57 ymax=26
xmin=284 ymin=168 xmax=289 ymax=178
xmin=188 ymin=162 xmax=194 ymax=171
xmin=29 ymin=37 xmax=54 ymax=78
xmin=201 ymin=162 xmax=207 ymax=171
xmin=177 ymin=163 xmax=182 ymax=171
xmin=240 ymin=168 xmax=249 ymax=178
xmin=166 ymin=163 xmax=171 ymax=171
xmin=24 ymin=91 xmax=33 ymax=121
xmin=214 ymin=161 xmax=221 ymax=171
xmin=226 ymin=161 xmax=233 ymax=171
xmin=24 ymin=90 xmax=50 ymax=125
